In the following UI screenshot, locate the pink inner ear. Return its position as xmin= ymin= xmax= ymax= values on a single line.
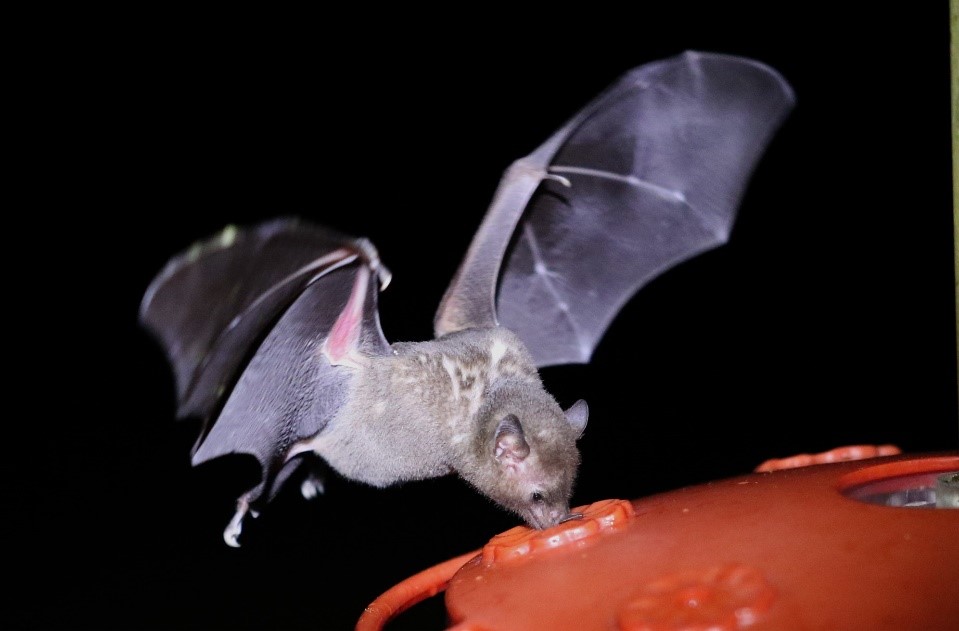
xmin=495 ymin=431 xmax=530 ymax=463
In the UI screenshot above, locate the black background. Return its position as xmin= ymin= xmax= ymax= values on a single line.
xmin=11 ymin=4 xmax=956 ymax=630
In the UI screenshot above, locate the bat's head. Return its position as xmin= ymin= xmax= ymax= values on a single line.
xmin=465 ymin=380 xmax=589 ymax=529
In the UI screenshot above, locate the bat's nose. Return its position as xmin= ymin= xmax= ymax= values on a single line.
xmin=529 ymin=505 xmax=581 ymax=529
xmin=554 ymin=506 xmax=569 ymax=522
xmin=544 ymin=505 xmax=578 ymax=528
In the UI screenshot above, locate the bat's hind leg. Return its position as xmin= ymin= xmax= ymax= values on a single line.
xmin=289 ymin=453 xmax=328 ymax=500
xmin=223 ymin=492 xmax=260 ymax=548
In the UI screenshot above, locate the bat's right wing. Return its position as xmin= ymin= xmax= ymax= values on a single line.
xmin=435 ymin=51 xmax=794 ymax=367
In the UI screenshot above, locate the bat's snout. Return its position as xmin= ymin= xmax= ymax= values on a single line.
xmin=528 ymin=504 xmax=579 ymax=530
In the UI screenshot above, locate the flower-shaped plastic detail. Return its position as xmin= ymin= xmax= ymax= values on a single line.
xmin=481 ymin=499 xmax=635 ymax=566
xmin=617 ymin=564 xmax=776 ymax=631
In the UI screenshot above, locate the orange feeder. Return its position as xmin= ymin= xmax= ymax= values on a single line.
xmin=358 ymin=449 xmax=959 ymax=630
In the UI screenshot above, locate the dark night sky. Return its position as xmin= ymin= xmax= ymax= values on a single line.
xmin=12 ymin=4 xmax=956 ymax=630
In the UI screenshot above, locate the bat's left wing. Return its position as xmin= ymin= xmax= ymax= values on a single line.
xmin=435 ymin=51 xmax=794 ymax=367
xmin=140 ymin=218 xmax=361 ymax=426
xmin=141 ymin=219 xmax=391 ymax=545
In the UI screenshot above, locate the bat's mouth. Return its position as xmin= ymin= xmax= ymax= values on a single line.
xmin=527 ymin=506 xmax=581 ymax=529
xmin=559 ymin=512 xmax=584 ymax=524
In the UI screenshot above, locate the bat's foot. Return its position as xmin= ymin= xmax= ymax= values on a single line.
xmin=223 ymin=494 xmax=257 ymax=548
xmin=300 ymin=472 xmax=325 ymax=500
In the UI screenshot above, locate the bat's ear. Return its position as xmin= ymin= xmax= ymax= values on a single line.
xmin=564 ymin=400 xmax=589 ymax=438
xmin=494 ymin=414 xmax=530 ymax=465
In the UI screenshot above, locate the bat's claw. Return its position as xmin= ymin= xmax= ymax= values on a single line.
xmin=543 ymin=170 xmax=572 ymax=187
xmin=353 ymin=238 xmax=392 ymax=290
xmin=375 ymin=265 xmax=392 ymax=291
xmin=223 ymin=495 xmax=254 ymax=547
xmin=223 ymin=516 xmax=243 ymax=548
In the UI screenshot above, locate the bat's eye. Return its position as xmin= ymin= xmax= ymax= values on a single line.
xmin=531 ymin=492 xmax=544 ymax=503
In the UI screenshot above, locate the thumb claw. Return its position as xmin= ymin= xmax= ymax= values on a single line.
xmin=543 ymin=171 xmax=572 ymax=187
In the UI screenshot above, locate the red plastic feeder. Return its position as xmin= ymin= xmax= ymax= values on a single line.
xmin=358 ymin=449 xmax=959 ymax=630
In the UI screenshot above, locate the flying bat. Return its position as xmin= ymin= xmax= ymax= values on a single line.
xmin=140 ymin=51 xmax=794 ymax=546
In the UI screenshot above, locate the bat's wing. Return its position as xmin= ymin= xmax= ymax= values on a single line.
xmin=435 ymin=51 xmax=794 ymax=366
xmin=140 ymin=218 xmax=364 ymax=422
xmin=141 ymin=220 xmax=391 ymax=544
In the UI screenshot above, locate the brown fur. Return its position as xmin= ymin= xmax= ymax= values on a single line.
xmin=307 ymin=326 xmax=584 ymax=528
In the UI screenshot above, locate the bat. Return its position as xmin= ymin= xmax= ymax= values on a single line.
xmin=140 ymin=51 xmax=794 ymax=546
